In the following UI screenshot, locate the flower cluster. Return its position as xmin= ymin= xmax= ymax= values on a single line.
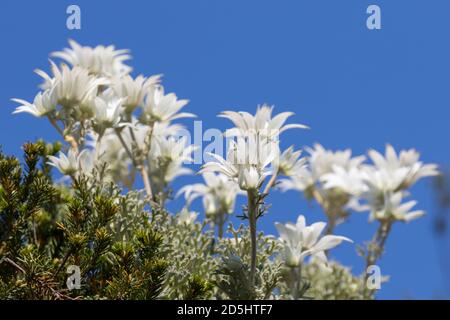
xmin=9 ymin=40 xmax=440 ymax=300
xmin=281 ymin=143 xmax=438 ymax=226
xmin=201 ymin=105 xmax=308 ymax=191
xmin=13 ymin=40 xmax=196 ymax=201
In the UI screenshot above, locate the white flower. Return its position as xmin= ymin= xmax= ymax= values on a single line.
xmin=149 ymin=136 xmax=198 ymax=186
xmin=140 ymin=85 xmax=195 ymax=124
xmin=307 ymin=144 xmax=365 ymax=183
xmin=367 ymin=144 xmax=438 ymax=190
xmin=35 ymin=61 xmax=109 ymax=108
xmin=112 ymin=74 xmax=161 ymax=114
xmin=201 ymin=134 xmax=278 ymax=191
xmin=151 ymin=121 xmax=185 ymax=139
xmin=12 ymin=89 xmax=57 ymax=117
xmin=321 ymin=165 xmax=367 ymax=196
xmin=368 ymin=191 xmax=425 ymax=223
xmin=118 ymin=119 xmax=184 ymax=151
xmin=47 ymin=149 xmax=93 ymax=176
xmin=150 ymin=136 xmax=196 ymax=165
xmin=177 ymin=172 xmax=242 ymax=216
xmin=275 ymin=215 xmax=352 ymax=267
xmin=360 ymin=166 xmax=409 ymax=196
xmin=279 ymin=144 xmax=365 ymax=192
xmin=279 ymin=171 xmax=313 ymax=192
xmin=220 ymin=104 xmax=308 ymax=139
xmin=51 ymin=39 xmax=132 ymax=78
xmin=355 ymin=145 xmax=439 ymax=215
xmin=90 ymin=90 xmax=124 ymax=133
xmin=276 ymin=146 xmax=307 ymax=177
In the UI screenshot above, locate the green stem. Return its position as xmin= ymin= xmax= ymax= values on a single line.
xmin=290 ymin=265 xmax=302 ymax=300
xmin=366 ymin=221 xmax=392 ymax=269
xmin=247 ymin=190 xmax=258 ymax=288
xmin=363 ymin=220 xmax=392 ymax=298
xmin=262 ymin=170 xmax=278 ymax=195
xmin=138 ymin=165 xmax=153 ymax=200
xmin=115 ymin=128 xmax=154 ymax=200
xmin=324 ymin=211 xmax=337 ymax=235
xmin=115 ymin=129 xmax=137 ymax=167
xmin=217 ymin=211 xmax=226 ymax=238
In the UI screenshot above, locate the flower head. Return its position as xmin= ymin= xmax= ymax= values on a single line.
xmin=12 ymin=89 xmax=57 ymax=117
xmin=276 ymin=146 xmax=307 ymax=177
xmin=90 ymin=90 xmax=124 ymax=134
xmin=275 ymin=215 xmax=352 ymax=267
xmin=220 ymin=104 xmax=308 ymax=139
xmin=51 ymin=39 xmax=132 ymax=78
xmin=367 ymin=144 xmax=438 ymax=190
xmin=307 ymin=144 xmax=365 ymax=184
xmin=112 ymin=74 xmax=161 ymax=114
xmin=148 ymin=136 xmax=198 ymax=191
xmin=201 ymin=133 xmax=278 ymax=191
xmin=279 ymin=144 xmax=365 ymax=193
xmin=35 ymin=61 xmax=108 ymax=108
xmin=368 ymin=191 xmax=425 ymax=223
xmin=140 ymin=85 xmax=194 ymax=124
xmin=354 ymin=145 xmax=439 ymax=219
xmin=178 ymin=172 xmax=242 ymax=217
xmin=47 ymin=149 xmax=93 ymax=176
xmin=321 ymin=165 xmax=367 ymax=196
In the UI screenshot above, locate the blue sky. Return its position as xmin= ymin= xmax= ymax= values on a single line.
xmin=1 ymin=0 xmax=450 ymax=299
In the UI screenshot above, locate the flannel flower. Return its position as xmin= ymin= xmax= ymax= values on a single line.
xmin=220 ymin=104 xmax=308 ymax=140
xmin=47 ymin=148 xmax=94 ymax=176
xmin=178 ymin=172 xmax=243 ymax=217
xmin=51 ymin=39 xmax=132 ymax=78
xmin=201 ymin=133 xmax=278 ymax=191
xmin=12 ymin=89 xmax=57 ymax=118
xmin=275 ymin=215 xmax=352 ymax=268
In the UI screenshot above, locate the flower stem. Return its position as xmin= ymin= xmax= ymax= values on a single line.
xmin=47 ymin=115 xmax=64 ymax=136
xmin=262 ymin=170 xmax=278 ymax=195
xmin=135 ymin=123 xmax=155 ymax=201
xmin=324 ymin=213 xmax=337 ymax=235
xmin=94 ymin=133 xmax=103 ymax=161
xmin=139 ymin=164 xmax=154 ymax=200
xmin=363 ymin=220 xmax=392 ymax=298
xmin=247 ymin=190 xmax=258 ymax=288
xmin=366 ymin=220 xmax=392 ymax=269
xmin=290 ymin=265 xmax=302 ymax=300
xmin=115 ymin=129 xmax=137 ymax=167
xmin=47 ymin=115 xmax=78 ymax=151
xmin=217 ymin=212 xmax=225 ymax=238
xmin=115 ymin=128 xmax=154 ymax=200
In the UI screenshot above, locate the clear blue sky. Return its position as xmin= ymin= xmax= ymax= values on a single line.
xmin=1 ymin=0 xmax=450 ymax=299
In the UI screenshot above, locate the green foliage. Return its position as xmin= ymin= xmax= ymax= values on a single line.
xmin=0 ymin=143 xmax=168 ymax=300
xmin=154 ymin=209 xmax=217 ymax=299
xmin=104 ymin=229 xmax=168 ymax=299
xmin=215 ymin=224 xmax=283 ymax=300
xmin=182 ymin=275 xmax=214 ymax=300
xmin=0 ymin=142 xmax=371 ymax=300
xmin=0 ymin=142 xmax=57 ymax=259
xmin=302 ymin=260 xmax=370 ymax=300
xmin=0 ymin=142 xmax=67 ymax=299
